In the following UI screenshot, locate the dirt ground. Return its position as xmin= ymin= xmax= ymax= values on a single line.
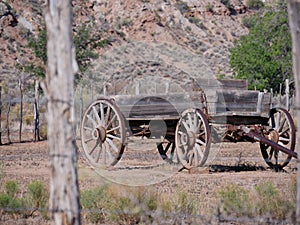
xmin=0 ymin=139 xmax=297 ymax=224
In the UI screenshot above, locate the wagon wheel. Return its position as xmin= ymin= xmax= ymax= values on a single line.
xmin=260 ymin=107 xmax=296 ymax=169
xmin=81 ymin=98 xmax=126 ymax=167
xmin=157 ymin=141 xmax=179 ymax=164
xmin=175 ymin=108 xmax=211 ymax=169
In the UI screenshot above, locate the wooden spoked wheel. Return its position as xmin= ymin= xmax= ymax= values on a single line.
xmin=175 ymin=109 xmax=211 ymax=169
xmin=157 ymin=141 xmax=179 ymax=164
xmin=81 ymin=98 xmax=126 ymax=167
xmin=260 ymin=107 xmax=295 ymax=169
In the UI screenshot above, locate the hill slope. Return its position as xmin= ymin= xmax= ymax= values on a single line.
xmin=0 ymin=0 xmax=259 ymax=90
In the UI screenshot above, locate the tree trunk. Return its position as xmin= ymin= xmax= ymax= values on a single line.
xmin=6 ymin=100 xmax=11 ymax=144
xmin=34 ymin=80 xmax=40 ymax=142
xmin=287 ymin=0 xmax=300 ymax=223
xmin=45 ymin=1 xmax=81 ymax=225
xmin=0 ymin=86 xmax=2 ymax=145
xmin=18 ymin=78 xmax=23 ymax=143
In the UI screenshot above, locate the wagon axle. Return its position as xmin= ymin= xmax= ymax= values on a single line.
xmin=81 ymin=92 xmax=296 ymax=171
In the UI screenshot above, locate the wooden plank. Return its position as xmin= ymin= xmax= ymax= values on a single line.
xmin=217 ymin=79 xmax=248 ymax=90
xmin=195 ymin=78 xmax=248 ymax=90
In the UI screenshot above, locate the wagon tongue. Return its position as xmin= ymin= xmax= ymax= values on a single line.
xmin=240 ymin=126 xmax=297 ymax=159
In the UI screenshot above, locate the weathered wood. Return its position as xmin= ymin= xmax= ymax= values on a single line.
xmin=113 ymin=92 xmax=205 ymax=118
xmin=196 ymin=78 xmax=248 ymax=90
xmin=6 ymin=100 xmax=11 ymax=144
xmin=45 ymin=0 xmax=81 ymax=224
xmin=0 ymin=86 xmax=2 ymax=145
xmin=34 ymin=80 xmax=40 ymax=142
xmin=18 ymin=78 xmax=23 ymax=143
xmin=287 ymin=0 xmax=300 ymax=222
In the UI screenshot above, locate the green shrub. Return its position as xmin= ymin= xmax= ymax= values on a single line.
xmin=219 ymin=184 xmax=253 ymax=217
xmin=0 ymin=192 xmax=11 ymax=208
xmin=80 ymin=187 xmax=106 ymax=223
xmin=247 ymin=0 xmax=264 ymax=10
xmin=175 ymin=0 xmax=190 ymax=15
xmin=5 ymin=180 xmax=18 ymax=198
xmin=0 ymin=181 xmax=24 ymax=214
xmin=254 ymin=182 xmax=294 ymax=220
xmin=26 ymin=180 xmax=48 ymax=210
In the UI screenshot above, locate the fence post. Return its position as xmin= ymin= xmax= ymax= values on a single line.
xmin=34 ymin=80 xmax=40 ymax=141
xmin=135 ymin=80 xmax=140 ymax=95
xmin=18 ymin=78 xmax=23 ymax=143
xmin=285 ymin=79 xmax=290 ymax=110
xmin=6 ymin=99 xmax=11 ymax=144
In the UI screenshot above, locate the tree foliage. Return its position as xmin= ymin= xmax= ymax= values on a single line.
xmin=19 ymin=21 xmax=110 ymax=84
xmin=230 ymin=1 xmax=292 ymax=93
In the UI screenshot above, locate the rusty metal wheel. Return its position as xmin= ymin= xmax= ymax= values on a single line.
xmin=81 ymin=97 xmax=126 ymax=167
xmin=175 ymin=108 xmax=211 ymax=169
xmin=157 ymin=141 xmax=179 ymax=164
xmin=260 ymin=107 xmax=296 ymax=169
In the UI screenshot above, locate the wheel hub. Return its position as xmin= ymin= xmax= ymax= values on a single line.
xmin=92 ymin=126 xmax=107 ymax=142
xmin=267 ymin=130 xmax=279 ymax=143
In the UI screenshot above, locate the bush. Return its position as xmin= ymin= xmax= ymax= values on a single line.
xmin=0 ymin=180 xmax=24 ymax=214
xmin=219 ymin=184 xmax=253 ymax=217
xmin=5 ymin=180 xmax=18 ymax=198
xmin=254 ymin=182 xmax=294 ymax=220
xmin=247 ymin=0 xmax=264 ymax=10
xmin=80 ymin=187 xmax=106 ymax=223
xmin=26 ymin=180 xmax=48 ymax=210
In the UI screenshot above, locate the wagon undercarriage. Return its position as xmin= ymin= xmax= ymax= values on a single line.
xmin=80 ymin=88 xmax=297 ymax=171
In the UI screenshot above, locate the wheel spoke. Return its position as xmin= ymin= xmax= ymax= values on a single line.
xmin=100 ymin=103 xmax=105 ymax=125
xmin=268 ymin=148 xmax=274 ymax=160
xmin=87 ymin=114 xmax=97 ymax=127
xmin=81 ymin=99 xmax=125 ymax=167
xmin=106 ymin=138 xmax=119 ymax=153
xmin=95 ymin=143 xmax=102 ymax=163
xmin=182 ymin=120 xmax=190 ymax=131
xmin=92 ymin=106 xmax=101 ymax=125
xmin=104 ymin=142 xmax=115 ymax=160
xmin=275 ymin=112 xmax=281 ymax=130
xmin=279 ymin=126 xmax=289 ymax=136
xmin=84 ymin=137 xmax=94 ymax=144
xmin=107 ymin=126 xmax=120 ymax=133
xmin=196 ymin=138 xmax=206 ymax=146
xmin=89 ymin=140 xmax=100 ymax=155
xmin=106 ymin=114 xmax=117 ymax=129
xmin=107 ymin=134 xmax=121 ymax=141
xmin=260 ymin=108 xmax=295 ymax=169
xmin=105 ymin=105 xmax=111 ymax=124
xmin=83 ymin=126 xmax=93 ymax=131
xmin=196 ymin=144 xmax=204 ymax=159
xmin=279 ymin=137 xmax=290 ymax=143
xmin=277 ymin=116 xmax=286 ymax=132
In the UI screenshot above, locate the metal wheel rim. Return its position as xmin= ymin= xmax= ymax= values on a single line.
xmin=175 ymin=108 xmax=211 ymax=169
xmin=81 ymin=98 xmax=126 ymax=167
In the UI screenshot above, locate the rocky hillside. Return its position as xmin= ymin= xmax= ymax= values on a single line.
xmin=0 ymin=0 xmax=265 ymax=93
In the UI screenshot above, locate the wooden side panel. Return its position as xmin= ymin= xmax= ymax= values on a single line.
xmin=113 ymin=92 xmax=204 ymax=119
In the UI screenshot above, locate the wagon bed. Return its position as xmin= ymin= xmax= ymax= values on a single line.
xmin=80 ymin=80 xmax=296 ymax=171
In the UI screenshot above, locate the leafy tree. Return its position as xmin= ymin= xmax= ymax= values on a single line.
xmin=230 ymin=1 xmax=292 ymax=93
xmin=18 ymin=22 xmax=111 ymax=84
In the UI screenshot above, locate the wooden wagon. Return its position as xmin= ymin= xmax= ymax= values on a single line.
xmin=80 ymin=79 xmax=296 ymax=170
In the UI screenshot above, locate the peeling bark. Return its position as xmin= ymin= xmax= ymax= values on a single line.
xmin=45 ymin=0 xmax=80 ymax=224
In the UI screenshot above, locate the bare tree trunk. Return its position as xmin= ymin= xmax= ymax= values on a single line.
xmin=45 ymin=1 xmax=81 ymax=225
xmin=34 ymin=80 xmax=40 ymax=142
xmin=0 ymin=86 xmax=2 ymax=145
xmin=18 ymin=78 xmax=23 ymax=143
xmin=287 ymin=0 xmax=300 ymax=223
xmin=6 ymin=100 xmax=11 ymax=144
